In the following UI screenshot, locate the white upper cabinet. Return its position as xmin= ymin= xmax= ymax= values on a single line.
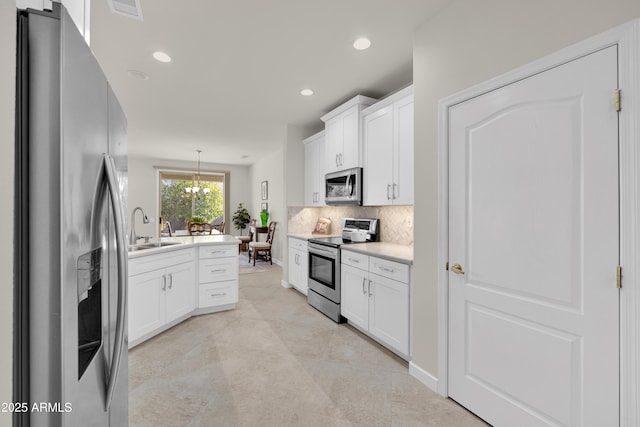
xmin=363 ymin=86 xmax=414 ymax=206
xmin=303 ymin=130 xmax=325 ymax=206
xmin=321 ymin=95 xmax=377 ymax=173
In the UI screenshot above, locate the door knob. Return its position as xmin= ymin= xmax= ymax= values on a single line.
xmin=450 ymin=263 xmax=465 ymax=275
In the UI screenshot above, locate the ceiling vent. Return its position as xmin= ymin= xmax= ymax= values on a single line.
xmin=107 ymin=0 xmax=143 ymax=20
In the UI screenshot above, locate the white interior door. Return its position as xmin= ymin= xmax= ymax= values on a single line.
xmin=448 ymin=46 xmax=620 ymax=427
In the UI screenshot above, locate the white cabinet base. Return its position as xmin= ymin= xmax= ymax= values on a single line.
xmin=346 ymin=319 xmax=410 ymax=361
xmin=340 ymin=249 xmax=411 ymax=360
xmin=128 ymin=243 xmax=239 ymax=349
xmin=129 ymin=312 xmax=193 ymax=349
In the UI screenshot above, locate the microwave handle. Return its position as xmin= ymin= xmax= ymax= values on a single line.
xmin=347 ymin=174 xmax=353 ymax=196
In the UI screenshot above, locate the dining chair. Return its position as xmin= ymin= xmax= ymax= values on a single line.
xmin=248 ymin=221 xmax=277 ymax=265
xmin=237 ymin=225 xmax=254 ymax=253
xmin=188 ymin=222 xmax=213 ymax=235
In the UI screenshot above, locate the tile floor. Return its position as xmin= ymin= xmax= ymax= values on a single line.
xmin=128 ymin=255 xmax=489 ymax=426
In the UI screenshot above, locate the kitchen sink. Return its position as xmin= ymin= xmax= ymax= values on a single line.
xmin=128 ymin=241 xmax=182 ymax=252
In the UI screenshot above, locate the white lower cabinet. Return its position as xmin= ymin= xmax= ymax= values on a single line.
xmin=197 ymin=244 xmax=239 ymax=311
xmin=128 ymin=242 xmax=240 ymax=348
xmin=341 ymin=264 xmax=369 ymax=330
xmin=288 ymin=237 xmax=309 ymax=294
xmin=341 ymin=250 xmax=410 ymax=358
xmin=128 ymin=248 xmax=196 ymax=346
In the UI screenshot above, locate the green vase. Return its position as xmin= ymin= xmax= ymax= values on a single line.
xmin=260 ymin=210 xmax=269 ymax=226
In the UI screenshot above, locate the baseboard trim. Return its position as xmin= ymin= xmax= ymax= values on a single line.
xmin=409 ymin=362 xmax=439 ymax=394
xmin=281 ymin=280 xmax=292 ymax=289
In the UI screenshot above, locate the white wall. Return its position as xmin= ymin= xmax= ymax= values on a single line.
xmin=1 ymin=2 xmax=15 ymax=426
xmin=128 ymin=156 xmax=251 ymax=238
xmin=250 ymin=145 xmax=285 ymax=264
xmin=412 ymin=0 xmax=640 ymax=379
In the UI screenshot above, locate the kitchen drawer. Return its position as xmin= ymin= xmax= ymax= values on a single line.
xmin=128 ymin=248 xmax=195 ymax=276
xmin=369 ymin=256 xmax=409 ymax=283
xmin=199 ymin=258 xmax=239 ymax=283
xmin=198 ymin=280 xmax=238 ymax=308
xmin=342 ymin=250 xmax=369 ymax=270
xmin=199 ymin=244 xmax=237 ymax=259
xmin=288 ymin=237 xmax=308 ymax=252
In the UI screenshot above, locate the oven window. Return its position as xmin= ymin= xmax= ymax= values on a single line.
xmin=309 ymin=252 xmax=335 ymax=290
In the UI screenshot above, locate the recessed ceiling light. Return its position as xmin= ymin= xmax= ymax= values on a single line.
xmin=300 ymin=89 xmax=314 ymax=96
xmin=353 ymin=37 xmax=371 ymax=50
xmin=127 ymin=69 xmax=149 ymax=80
xmin=152 ymin=51 xmax=172 ymax=63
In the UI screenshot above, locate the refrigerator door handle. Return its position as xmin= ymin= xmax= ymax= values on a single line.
xmin=102 ymin=154 xmax=127 ymax=412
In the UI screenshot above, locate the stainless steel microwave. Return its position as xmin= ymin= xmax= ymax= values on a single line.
xmin=325 ymin=167 xmax=362 ymax=206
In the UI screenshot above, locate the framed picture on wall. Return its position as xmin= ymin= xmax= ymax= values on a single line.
xmin=261 ymin=181 xmax=268 ymax=200
xmin=261 ymin=202 xmax=268 ymax=211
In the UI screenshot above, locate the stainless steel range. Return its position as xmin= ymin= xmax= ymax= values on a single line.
xmin=307 ymin=218 xmax=379 ymax=322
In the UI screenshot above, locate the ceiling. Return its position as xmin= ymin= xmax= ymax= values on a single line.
xmin=90 ymin=0 xmax=451 ymax=165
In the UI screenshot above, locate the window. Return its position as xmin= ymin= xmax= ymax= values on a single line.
xmin=159 ymin=170 xmax=224 ymax=234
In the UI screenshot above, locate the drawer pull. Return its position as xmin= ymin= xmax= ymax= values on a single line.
xmin=378 ymin=265 xmax=394 ymax=273
xmin=210 ymin=292 xmax=227 ymax=297
xmin=210 ymin=269 xmax=226 ymax=273
xmin=348 ymin=257 xmax=360 ymax=263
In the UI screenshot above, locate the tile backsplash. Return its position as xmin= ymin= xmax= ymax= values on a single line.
xmin=288 ymin=205 xmax=414 ymax=246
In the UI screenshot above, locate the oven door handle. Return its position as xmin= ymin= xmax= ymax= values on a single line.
xmin=308 ymin=246 xmax=337 ymax=258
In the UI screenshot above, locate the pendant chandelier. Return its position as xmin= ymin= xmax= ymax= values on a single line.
xmin=185 ymin=150 xmax=211 ymax=195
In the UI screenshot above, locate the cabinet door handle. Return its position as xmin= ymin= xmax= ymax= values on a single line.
xmin=362 ymin=277 xmax=367 ymax=295
xmin=168 ymin=273 xmax=173 ymax=289
xmin=368 ymin=280 xmax=373 ymax=296
xmin=393 ymin=183 xmax=398 ymax=199
xmin=162 ymin=275 xmax=166 ymax=291
xmin=335 ymin=154 xmax=339 ymax=167
xmin=340 ymin=153 xmax=343 ymax=166
xmin=387 ymin=184 xmax=391 ymax=200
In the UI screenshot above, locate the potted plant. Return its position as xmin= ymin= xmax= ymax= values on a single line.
xmin=189 ymin=215 xmax=207 ymax=224
xmin=232 ymin=203 xmax=251 ymax=235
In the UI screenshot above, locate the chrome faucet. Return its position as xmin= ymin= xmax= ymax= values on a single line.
xmin=129 ymin=207 xmax=150 ymax=245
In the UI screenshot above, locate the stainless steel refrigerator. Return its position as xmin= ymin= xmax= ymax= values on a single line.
xmin=15 ymin=4 xmax=128 ymax=426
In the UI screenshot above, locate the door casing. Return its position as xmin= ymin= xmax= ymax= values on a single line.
xmin=436 ymin=19 xmax=640 ymax=426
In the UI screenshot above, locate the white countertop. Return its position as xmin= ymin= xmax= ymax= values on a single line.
xmin=340 ymin=242 xmax=414 ymax=265
xmin=287 ymin=234 xmax=413 ymax=264
xmin=128 ymin=234 xmax=240 ymax=259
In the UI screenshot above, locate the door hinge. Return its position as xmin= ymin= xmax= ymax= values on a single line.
xmin=616 ymin=265 xmax=622 ymax=289
xmin=615 ymin=89 xmax=621 ymax=112
xmin=445 ymin=261 xmax=449 ymax=271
